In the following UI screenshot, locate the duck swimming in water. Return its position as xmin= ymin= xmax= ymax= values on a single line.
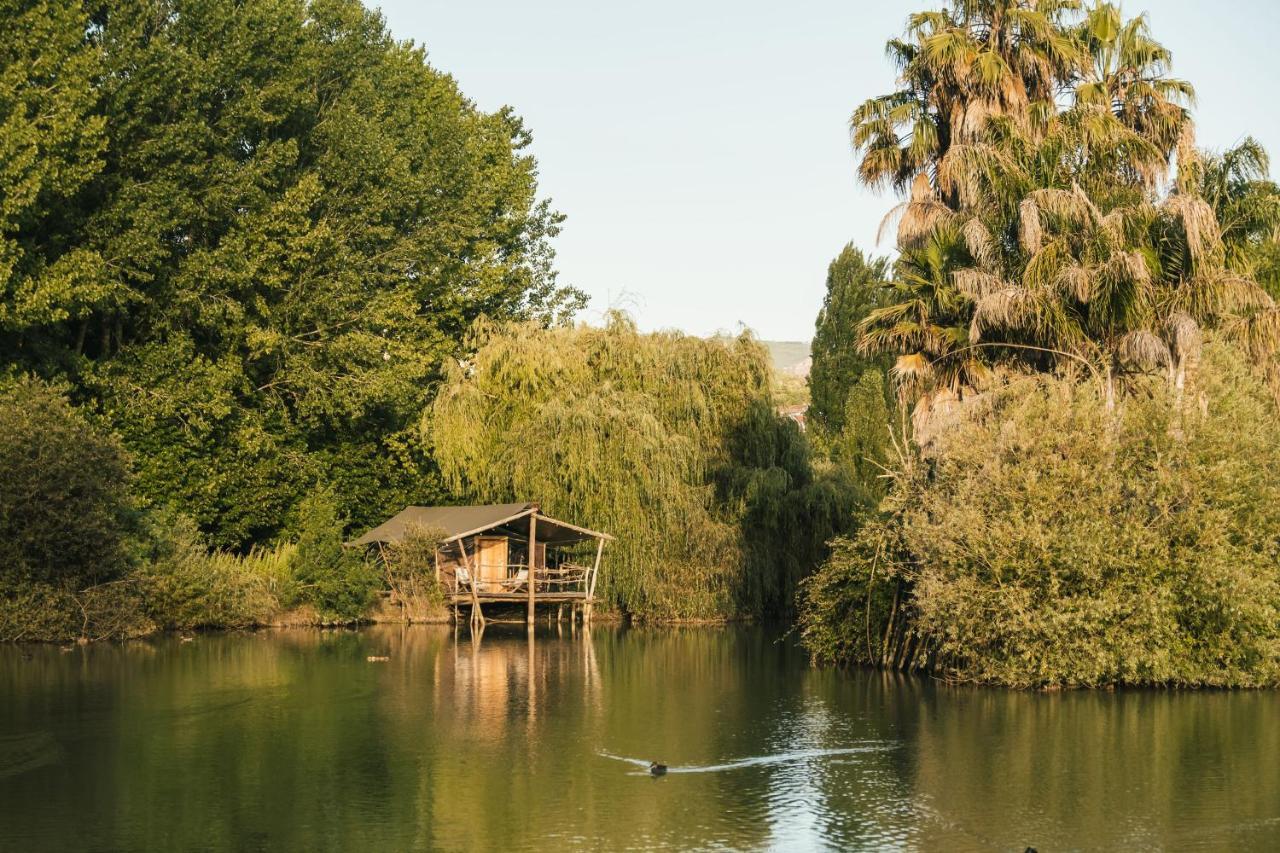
xmin=649 ymin=762 xmax=667 ymax=776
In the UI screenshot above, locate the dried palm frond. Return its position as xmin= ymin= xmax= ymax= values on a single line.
xmin=1104 ymin=251 xmax=1153 ymax=290
xmin=1029 ymin=186 xmax=1097 ymax=226
xmin=1164 ymin=312 xmax=1202 ymax=362
xmin=1174 ymin=272 xmax=1274 ymax=319
xmin=1019 ymin=198 xmax=1043 ymax=253
xmin=1163 ymin=194 xmax=1223 ymax=263
xmin=909 ymin=171 xmax=933 ymax=202
xmin=937 ymin=142 xmax=1016 ymax=208
xmin=970 ymin=286 xmax=1036 ymax=342
xmin=891 ymin=353 xmax=933 ymax=398
xmin=1117 ymin=329 xmax=1172 ymax=370
xmin=1221 ymin=306 xmax=1280 ymax=362
xmin=959 ymin=98 xmax=997 ymax=141
xmin=960 ymin=217 xmax=999 ymax=267
xmin=877 ymin=173 xmax=952 ymax=246
xmin=1174 ymin=119 xmax=1202 ymax=194
xmin=1054 ymin=264 xmax=1094 ymax=302
xmin=952 ymin=268 xmax=1008 ymax=301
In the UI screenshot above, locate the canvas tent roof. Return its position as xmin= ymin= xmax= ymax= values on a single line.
xmin=348 ymin=503 xmax=611 ymax=547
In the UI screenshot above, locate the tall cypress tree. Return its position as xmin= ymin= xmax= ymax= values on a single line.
xmin=808 ymin=244 xmax=889 ymax=435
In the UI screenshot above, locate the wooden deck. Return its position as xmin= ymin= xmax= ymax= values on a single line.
xmin=449 ymin=592 xmax=591 ymax=604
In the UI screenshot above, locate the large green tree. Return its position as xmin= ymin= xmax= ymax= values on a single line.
xmin=0 ymin=0 xmax=582 ymax=546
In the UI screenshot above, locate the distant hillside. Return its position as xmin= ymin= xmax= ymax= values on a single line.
xmin=762 ymin=341 xmax=811 ymax=377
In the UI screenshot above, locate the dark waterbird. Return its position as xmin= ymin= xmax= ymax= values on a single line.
xmin=648 ymin=762 xmax=667 ymax=776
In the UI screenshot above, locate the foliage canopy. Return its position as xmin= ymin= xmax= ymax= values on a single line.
xmin=801 ymin=341 xmax=1280 ymax=687
xmin=0 ymin=0 xmax=582 ymax=546
xmin=428 ymin=315 xmax=850 ymax=620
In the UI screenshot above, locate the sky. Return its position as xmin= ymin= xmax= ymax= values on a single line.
xmin=375 ymin=0 xmax=1280 ymax=342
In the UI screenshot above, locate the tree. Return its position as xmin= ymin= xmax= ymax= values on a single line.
xmin=428 ymin=315 xmax=849 ymax=620
xmin=850 ymin=0 xmax=1083 ymax=195
xmin=293 ymin=486 xmax=378 ymax=621
xmin=0 ymin=0 xmax=584 ymax=546
xmin=0 ymin=0 xmax=105 ymax=330
xmin=808 ymin=245 xmax=890 ymax=434
xmin=853 ymin=2 xmax=1276 ymax=402
xmin=1073 ymin=3 xmax=1194 ymax=155
xmin=1193 ymin=138 xmax=1280 ymax=298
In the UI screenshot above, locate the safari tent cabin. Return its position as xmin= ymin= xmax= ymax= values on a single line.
xmin=350 ymin=503 xmax=611 ymax=618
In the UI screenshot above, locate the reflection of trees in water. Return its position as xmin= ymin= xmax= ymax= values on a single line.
xmin=7 ymin=632 xmax=1276 ymax=850
xmin=905 ymin=686 xmax=1280 ymax=849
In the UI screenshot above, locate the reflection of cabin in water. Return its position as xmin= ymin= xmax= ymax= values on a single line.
xmin=350 ymin=502 xmax=611 ymax=624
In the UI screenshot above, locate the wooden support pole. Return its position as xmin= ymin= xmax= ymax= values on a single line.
xmin=527 ymin=514 xmax=538 ymax=628
xmin=585 ymin=537 xmax=605 ymax=624
xmin=457 ymin=539 xmax=483 ymax=629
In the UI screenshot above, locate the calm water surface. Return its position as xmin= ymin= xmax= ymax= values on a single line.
xmin=2 ymin=625 xmax=1278 ymax=851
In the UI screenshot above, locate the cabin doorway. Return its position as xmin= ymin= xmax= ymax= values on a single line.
xmin=475 ymin=536 xmax=509 ymax=591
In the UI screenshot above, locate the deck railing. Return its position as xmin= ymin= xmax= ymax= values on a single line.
xmin=451 ymin=563 xmax=592 ymax=596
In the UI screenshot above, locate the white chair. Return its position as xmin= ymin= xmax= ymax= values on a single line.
xmin=500 ymin=568 xmax=529 ymax=592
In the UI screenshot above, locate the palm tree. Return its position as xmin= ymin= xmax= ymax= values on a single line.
xmin=1073 ymin=3 xmax=1195 ymax=159
xmin=856 ymin=2 xmax=1280 ymax=409
xmin=1191 ymin=138 xmax=1280 ymax=291
xmin=851 ymin=0 xmax=1084 ymax=197
xmin=857 ymin=226 xmax=988 ymax=396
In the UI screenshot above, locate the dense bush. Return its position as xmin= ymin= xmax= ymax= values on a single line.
xmin=292 ymin=488 xmax=380 ymax=622
xmin=378 ymin=526 xmax=447 ymax=622
xmin=0 ymin=378 xmax=134 ymax=584
xmin=801 ymin=342 xmax=1280 ymax=688
xmin=137 ymin=512 xmax=295 ymax=630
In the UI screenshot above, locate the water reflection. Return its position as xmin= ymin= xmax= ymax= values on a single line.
xmin=1 ymin=627 xmax=1278 ymax=850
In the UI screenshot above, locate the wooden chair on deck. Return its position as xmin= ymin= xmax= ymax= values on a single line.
xmin=499 ymin=568 xmax=529 ymax=592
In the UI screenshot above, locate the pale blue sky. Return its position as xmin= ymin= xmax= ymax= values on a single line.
xmin=376 ymin=1 xmax=1280 ymax=341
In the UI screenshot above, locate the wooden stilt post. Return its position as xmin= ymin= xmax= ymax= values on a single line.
xmin=585 ymin=536 xmax=605 ymax=624
xmin=527 ymin=514 xmax=538 ymax=628
xmin=457 ymin=539 xmax=483 ymax=630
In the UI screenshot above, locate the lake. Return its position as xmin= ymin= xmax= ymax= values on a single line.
xmin=2 ymin=625 xmax=1277 ymax=851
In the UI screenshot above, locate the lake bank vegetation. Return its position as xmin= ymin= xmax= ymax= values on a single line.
xmin=1 ymin=0 xmax=847 ymax=640
xmin=799 ymin=0 xmax=1280 ymax=686
xmin=0 ymin=378 xmax=443 ymax=641
xmin=0 ymin=0 xmax=558 ymax=639
xmin=5 ymin=0 xmax=1280 ymax=690
xmin=429 ymin=315 xmax=853 ymax=622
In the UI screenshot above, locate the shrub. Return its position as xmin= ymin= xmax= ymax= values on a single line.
xmin=801 ymin=341 xmax=1280 ymax=688
xmin=378 ymin=526 xmax=447 ymax=621
xmin=137 ymin=511 xmax=293 ymax=630
xmin=292 ymin=487 xmax=379 ymax=622
xmin=0 ymin=378 xmax=134 ymax=584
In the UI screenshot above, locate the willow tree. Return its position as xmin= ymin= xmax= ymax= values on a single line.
xmin=427 ymin=315 xmax=848 ymax=620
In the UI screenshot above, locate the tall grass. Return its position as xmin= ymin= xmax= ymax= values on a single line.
xmin=140 ymin=514 xmax=300 ymax=630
